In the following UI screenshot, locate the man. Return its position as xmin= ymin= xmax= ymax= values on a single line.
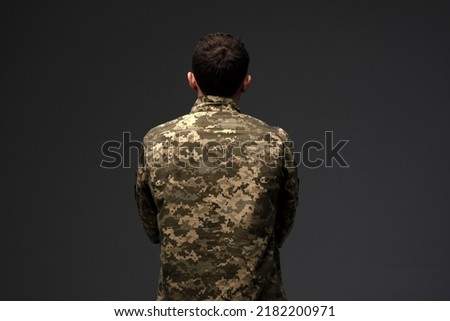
xmin=135 ymin=32 xmax=299 ymax=300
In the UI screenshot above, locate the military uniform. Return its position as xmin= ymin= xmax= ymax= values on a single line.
xmin=135 ymin=95 xmax=299 ymax=300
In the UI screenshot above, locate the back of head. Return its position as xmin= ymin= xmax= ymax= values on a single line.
xmin=192 ymin=32 xmax=250 ymax=97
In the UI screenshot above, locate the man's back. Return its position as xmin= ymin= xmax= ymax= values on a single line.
xmin=136 ymin=95 xmax=299 ymax=300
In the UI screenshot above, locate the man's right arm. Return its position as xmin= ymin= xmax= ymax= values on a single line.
xmin=275 ymin=130 xmax=300 ymax=247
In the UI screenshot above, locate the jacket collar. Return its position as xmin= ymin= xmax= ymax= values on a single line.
xmin=190 ymin=95 xmax=240 ymax=113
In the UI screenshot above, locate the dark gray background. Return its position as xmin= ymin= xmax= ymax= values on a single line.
xmin=1 ymin=0 xmax=449 ymax=300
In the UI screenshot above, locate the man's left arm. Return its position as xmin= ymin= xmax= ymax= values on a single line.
xmin=135 ymin=144 xmax=160 ymax=244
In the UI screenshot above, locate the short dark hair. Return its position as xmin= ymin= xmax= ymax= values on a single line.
xmin=192 ymin=32 xmax=250 ymax=97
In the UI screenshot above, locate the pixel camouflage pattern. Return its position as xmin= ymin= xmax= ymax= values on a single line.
xmin=135 ymin=95 xmax=299 ymax=300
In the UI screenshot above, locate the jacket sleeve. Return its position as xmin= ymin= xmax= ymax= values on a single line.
xmin=275 ymin=131 xmax=299 ymax=247
xmin=135 ymin=143 xmax=160 ymax=244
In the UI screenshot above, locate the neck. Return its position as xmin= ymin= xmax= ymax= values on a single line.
xmin=231 ymin=91 xmax=241 ymax=104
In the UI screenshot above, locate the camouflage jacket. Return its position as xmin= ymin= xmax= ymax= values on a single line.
xmin=135 ymin=95 xmax=299 ymax=300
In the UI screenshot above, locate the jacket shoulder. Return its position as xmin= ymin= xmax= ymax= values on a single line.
xmin=142 ymin=114 xmax=189 ymax=142
xmin=238 ymin=112 xmax=293 ymax=142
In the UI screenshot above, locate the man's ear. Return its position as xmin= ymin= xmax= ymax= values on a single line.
xmin=187 ymin=72 xmax=198 ymax=92
xmin=240 ymin=75 xmax=252 ymax=93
